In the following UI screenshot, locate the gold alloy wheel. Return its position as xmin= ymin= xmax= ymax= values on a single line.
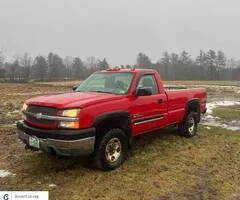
xmin=105 ymin=137 xmax=122 ymax=162
xmin=188 ymin=118 xmax=195 ymax=135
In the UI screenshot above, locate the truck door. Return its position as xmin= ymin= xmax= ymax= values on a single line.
xmin=131 ymin=74 xmax=168 ymax=136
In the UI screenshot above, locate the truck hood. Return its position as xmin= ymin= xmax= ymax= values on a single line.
xmin=26 ymin=92 xmax=124 ymax=109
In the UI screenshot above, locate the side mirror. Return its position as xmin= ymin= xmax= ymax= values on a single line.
xmin=72 ymin=85 xmax=78 ymax=91
xmin=135 ymin=87 xmax=152 ymax=96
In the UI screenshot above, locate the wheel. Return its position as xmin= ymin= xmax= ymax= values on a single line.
xmin=178 ymin=112 xmax=197 ymax=137
xmin=93 ymin=128 xmax=128 ymax=171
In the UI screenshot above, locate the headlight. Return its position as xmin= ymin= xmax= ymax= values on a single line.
xmin=61 ymin=109 xmax=80 ymax=117
xmin=22 ymin=103 xmax=28 ymax=111
xmin=59 ymin=109 xmax=80 ymax=129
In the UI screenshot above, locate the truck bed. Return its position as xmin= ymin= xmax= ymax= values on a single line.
xmin=165 ymin=88 xmax=207 ymax=124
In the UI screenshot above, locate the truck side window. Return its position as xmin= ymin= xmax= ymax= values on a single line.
xmin=137 ymin=75 xmax=158 ymax=94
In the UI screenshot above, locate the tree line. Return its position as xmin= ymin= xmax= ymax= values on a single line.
xmin=136 ymin=50 xmax=239 ymax=80
xmin=0 ymin=50 xmax=239 ymax=82
xmin=0 ymin=52 xmax=109 ymax=82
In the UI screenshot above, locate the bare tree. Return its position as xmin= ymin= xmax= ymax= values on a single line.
xmin=0 ymin=51 xmax=5 ymax=78
xmin=20 ymin=53 xmax=32 ymax=81
xmin=64 ymin=56 xmax=74 ymax=79
xmin=1 ymin=50 xmax=239 ymax=82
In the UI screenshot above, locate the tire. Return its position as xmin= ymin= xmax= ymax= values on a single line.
xmin=178 ymin=112 xmax=198 ymax=137
xmin=93 ymin=128 xmax=128 ymax=171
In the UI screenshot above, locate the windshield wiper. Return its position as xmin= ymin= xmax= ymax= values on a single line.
xmin=94 ymin=90 xmax=114 ymax=94
xmin=75 ymin=90 xmax=114 ymax=94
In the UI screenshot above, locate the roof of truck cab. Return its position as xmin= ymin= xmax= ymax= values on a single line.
xmin=101 ymin=68 xmax=156 ymax=74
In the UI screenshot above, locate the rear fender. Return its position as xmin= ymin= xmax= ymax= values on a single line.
xmin=183 ymin=99 xmax=200 ymax=123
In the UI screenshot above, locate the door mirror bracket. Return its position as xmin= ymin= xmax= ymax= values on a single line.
xmin=135 ymin=87 xmax=153 ymax=97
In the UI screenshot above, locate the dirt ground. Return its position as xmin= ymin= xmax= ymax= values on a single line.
xmin=0 ymin=81 xmax=240 ymax=200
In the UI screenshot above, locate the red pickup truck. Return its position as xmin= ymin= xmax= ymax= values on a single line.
xmin=17 ymin=68 xmax=207 ymax=170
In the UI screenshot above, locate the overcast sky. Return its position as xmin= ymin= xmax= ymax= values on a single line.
xmin=0 ymin=0 xmax=239 ymax=65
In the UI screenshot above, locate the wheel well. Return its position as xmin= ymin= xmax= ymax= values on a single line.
xmin=93 ymin=112 xmax=132 ymax=146
xmin=184 ymin=99 xmax=200 ymax=123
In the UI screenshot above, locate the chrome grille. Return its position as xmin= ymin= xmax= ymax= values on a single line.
xmin=27 ymin=105 xmax=57 ymax=116
xmin=25 ymin=105 xmax=57 ymax=125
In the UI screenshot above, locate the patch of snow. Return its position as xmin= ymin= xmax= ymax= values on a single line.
xmin=206 ymin=100 xmax=240 ymax=114
xmin=49 ymin=184 xmax=57 ymax=188
xmin=202 ymin=100 xmax=240 ymax=131
xmin=6 ymin=110 xmax=20 ymax=116
xmin=12 ymin=109 xmax=20 ymax=113
xmin=204 ymin=115 xmax=220 ymax=120
xmin=202 ymin=120 xmax=240 ymax=131
xmin=33 ymin=150 xmax=43 ymax=155
xmin=0 ymin=124 xmax=17 ymax=128
xmin=0 ymin=170 xmax=15 ymax=178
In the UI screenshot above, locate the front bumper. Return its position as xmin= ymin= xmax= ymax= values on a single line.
xmin=17 ymin=121 xmax=96 ymax=156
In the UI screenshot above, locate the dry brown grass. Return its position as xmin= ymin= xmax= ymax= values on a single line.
xmin=33 ymin=80 xmax=81 ymax=87
xmin=0 ymin=82 xmax=240 ymax=200
xmin=212 ymin=105 xmax=240 ymax=121
xmin=1 ymin=126 xmax=240 ymax=200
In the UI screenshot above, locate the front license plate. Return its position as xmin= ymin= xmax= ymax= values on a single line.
xmin=29 ymin=136 xmax=40 ymax=148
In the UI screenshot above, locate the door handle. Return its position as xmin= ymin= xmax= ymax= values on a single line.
xmin=158 ymin=99 xmax=164 ymax=104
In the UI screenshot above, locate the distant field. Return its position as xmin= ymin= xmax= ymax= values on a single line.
xmin=0 ymin=82 xmax=240 ymax=200
xmin=34 ymin=80 xmax=240 ymax=87
xmin=33 ymin=80 xmax=81 ymax=87
xmin=164 ymin=80 xmax=240 ymax=86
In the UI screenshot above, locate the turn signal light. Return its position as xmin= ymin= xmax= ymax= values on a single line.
xmin=59 ymin=121 xmax=80 ymax=129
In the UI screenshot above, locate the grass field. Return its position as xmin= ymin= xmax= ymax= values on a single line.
xmin=163 ymin=80 xmax=240 ymax=86
xmin=212 ymin=105 xmax=240 ymax=122
xmin=0 ymin=81 xmax=240 ymax=200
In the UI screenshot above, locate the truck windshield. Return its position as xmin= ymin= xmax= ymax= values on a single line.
xmin=76 ymin=72 xmax=134 ymax=94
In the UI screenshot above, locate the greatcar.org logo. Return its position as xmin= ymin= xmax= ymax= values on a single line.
xmin=0 ymin=193 xmax=11 ymax=200
xmin=0 ymin=191 xmax=48 ymax=200
xmin=3 ymin=193 xmax=9 ymax=200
